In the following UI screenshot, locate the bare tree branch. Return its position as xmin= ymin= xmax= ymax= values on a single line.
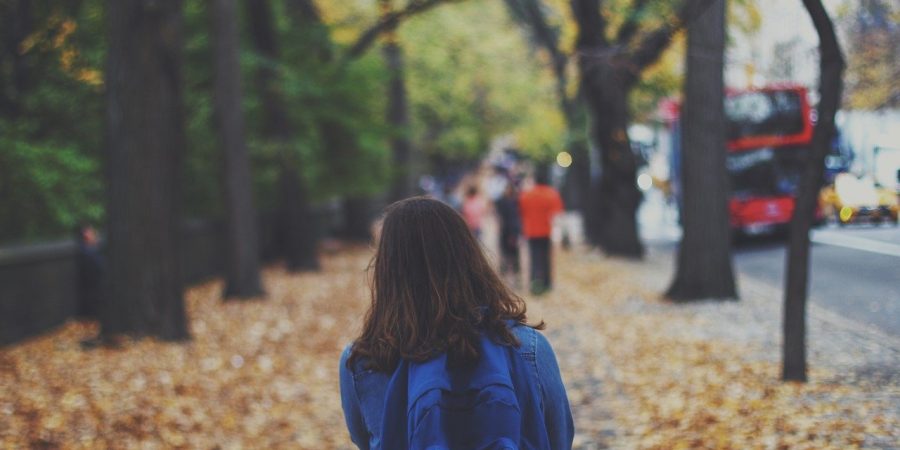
xmin=571 ymin=0 xmax=608 ymax=51
xmin=286 ymin=0 xmax=322 ymax=24
xmin=623 ymin=0 xmax=715 ymax=83
xmin=285 ymin=0 xmax=334 ymax=61
xmin=345 ymin=0 xmax=464 ymax=59
xmin=504 ymin=0 xmax=572 ymax=112
xmin=615 ymin=0 xmax=650 ymax=44
xmin=505 ymin=0 xmax=563 ymax=57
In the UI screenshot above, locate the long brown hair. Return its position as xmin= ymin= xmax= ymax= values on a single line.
xmin=348 ymin=196 xmax=542 ymax=372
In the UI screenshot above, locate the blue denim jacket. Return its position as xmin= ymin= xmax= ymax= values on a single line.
xmin=339 ymin=325 xmax=574 ymax=449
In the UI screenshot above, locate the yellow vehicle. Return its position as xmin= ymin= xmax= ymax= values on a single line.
xmin=820 ymin=173 xmax=899 ymax=225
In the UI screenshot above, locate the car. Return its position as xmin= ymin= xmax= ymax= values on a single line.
xmin=819 ymin=173 xmax=899 ymax=225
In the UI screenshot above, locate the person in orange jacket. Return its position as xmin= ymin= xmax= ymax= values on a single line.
xmin=518 ymin=170 xmax=563 ymax=295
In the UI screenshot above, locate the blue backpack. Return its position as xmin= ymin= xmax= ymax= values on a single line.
xmin=380 ymin=333 xmax=547 ymax=449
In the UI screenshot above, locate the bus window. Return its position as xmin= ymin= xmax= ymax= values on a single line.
xmin=725 ymin=90 xmax=806 ymax=144
xmin=727 ymin=146 xmax=807 ymax=199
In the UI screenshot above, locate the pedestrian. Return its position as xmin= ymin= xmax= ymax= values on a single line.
xmin=495 ymin=182 xmax=522 ymax=287
xmin=519 ymin=170 xmax=564 ymax=295
xmin=339 ymin=197 xmax=573 ymax=449
xmin=75 ymin=224 xmax=104 ymax=318
xmin=461 ymin=184 xmax=487 ymax=238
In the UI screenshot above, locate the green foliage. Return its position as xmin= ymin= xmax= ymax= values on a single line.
xmin=181 ymin=0 xmax=222 ymax=219
xmin=602 ymin=0 xmax=677 ymax=43
xmin=630 ymin=33 xmax=684 ymax=122
xmin=244 ymin=3 xmax=392 ymax=205
xmin=402 ymin=0 xmax=564 ymax=162
xmin=625 ymin=0 xmax=763 ymax=122
xmin=729 ymin=0 xmax=762 ymax=36
xmin=0 ymin=0 xmax=105 ymax=244
xmin=1 ymin=0 xmax=570 ymax=244
xmin=504 ymin=0 xmax=687 ymax=126
xmin=0 ymin=123 xmax=103 ymax=243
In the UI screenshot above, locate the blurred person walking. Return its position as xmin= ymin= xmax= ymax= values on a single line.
xmin=519 ymin=171 xmax=564 ymax=295
xmin=495 ymin=182 xmax=522 ymax=288
xmin=340 ymin=197 xmax=573 ymax=449
xmin=75 ymin=224 xmax=105 ymax=318
xmin=462 ymin=185 xmax=488 ymax=238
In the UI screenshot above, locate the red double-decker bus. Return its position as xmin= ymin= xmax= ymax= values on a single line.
xmin=665 ymin=84 xmax=822 ymax=236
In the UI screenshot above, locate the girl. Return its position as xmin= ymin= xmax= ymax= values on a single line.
xmin=462 ymin=185 xmax=487 ymax=238
xmin=340 ymin=197 xmax=573 ymax=449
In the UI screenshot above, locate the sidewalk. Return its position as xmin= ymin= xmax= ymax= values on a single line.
xmin=535 ymin=242 xmax=900 ymax=449
xmin=471 ymin=200 xmax=899 ymax=448
xmin=1 ymin=240 xmax=898 ymax=448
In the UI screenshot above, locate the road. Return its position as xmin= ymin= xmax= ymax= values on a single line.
xmin=733 ymin=226 xmax=900 ymax=337
xmin=638 ymin=193 xmax=900 ymax=339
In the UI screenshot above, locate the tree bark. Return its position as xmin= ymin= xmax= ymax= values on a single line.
xmin=579 ymin=62 xmax=645 ymax=256
xmin=211 ymin=0 xmax=264 ymax=299
xmin=570 ymin=0 xmax=714 ymax=257
xmin=571 ymin=0 xmax=642 ymax=256
xmin=287 ymin=0 xmax=322 ymax=24
xmin=345 ymin=0 xmax=461 ymax=59
xmin=342 ymin=197 xmax=377 ymax=241
xmin=564 ymin=95 xmax=598 ymax=245
xmin=246 ymin=0 xmax=319 ymax=271
xmin=384 ymin=41 xmax=414 ymax=201
xmin=279 ymin=166 xmax=319 ymax=270
xmin=783 ymin=0 xmax=844 ymax=382
xmin=502 ymin=0 xmax=595 ymax=240
xmin=381 ymin=0 xmax=414 ymax=202
xmin=666 ymin=0 xmax=736 ymax=301
xmin=103 ymin=0 xmax=189 ymax=340
xmin=568 ymin=131 xmax=592 ymax=207
xmin=0 ymin=0 xmax=32 ymax=119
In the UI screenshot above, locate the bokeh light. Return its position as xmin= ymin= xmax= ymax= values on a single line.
xmin=839 ymin=206 xmax=853 ymax=222
xmin=637 ymin=173 xmax=653 ymax=191
xmin=556 ymin=151 xmax=573 ymax=168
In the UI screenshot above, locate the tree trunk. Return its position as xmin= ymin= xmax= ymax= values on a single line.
xmin=500 ymin=0 xmax=594 ymax=241
xmin=103 ymin=0 xmax=189 ymax=340
xmin=580 ymin=65 xmax=644 ymax=257
xmin=567 ymin=137 xmax=591 ymax=208
xmin=571 ymin=0 xmax=643 ymax=257
xmin=381 ymin=0 xmax=414 ymax=202
xmin=0 ymin=0 xmax=32 ymax=119
xmin=666 ymin=0 xmax=736 ymax=301
xmin=211 ymin=0 xmax=264 ymax=299
xmin=246 ymin=0 xmax=319 ymax=271
xmin=783 ymin=0 xmax=844 ymax=382
xmin=570 ymin=0 xmax=715 ymax=257
xmin=557 ymin=74 xmax=592 ymax=240
xmin=342 ymin=197 xmax=376 ymax=241
xmin=565 ymin=103 xmax=597 ymax=245
xmin=279 ymin=167 xmax=319 ymax=270
xmin=384 ymin=40 xmax=414 ymax=202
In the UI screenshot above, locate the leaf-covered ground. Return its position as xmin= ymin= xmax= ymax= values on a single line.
xmin=534 ymin=249 xmax=900 ymax=449
xmin=1 ymin=245 xmax=898 ymax=449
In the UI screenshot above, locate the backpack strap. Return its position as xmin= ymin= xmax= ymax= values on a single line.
xmin=408 ymin=337 xmax=515 ymax=401
xmin=381 ymin=359 xmax=410 ymax=450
